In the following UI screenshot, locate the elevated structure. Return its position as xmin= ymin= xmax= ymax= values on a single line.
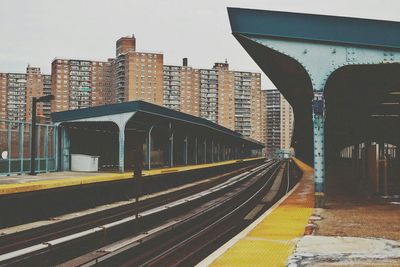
xmin=228 ymin=7 xmax=400 ymax=207
xmin=52 ymin=100 xmax=263 ymax=173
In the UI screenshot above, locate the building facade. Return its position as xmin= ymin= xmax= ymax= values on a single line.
xmin=215 ymin=62 xmax=235 ymax=130
xmin=260 ymin=90 xmax=267 ymax=154
xmin=0 ymin=66 xmax=51 ymax=123
xmin=0 ymin=35 xmax=264 ymax=144
xmin=51 ymin=59 xmax=112 ymax=112
xmin=113 ymin=35 xmax=163 ymax=105
xmin=265 ymin=89 xmax=294 ymax=158
xmin=162 ymin=59 xmax=262 ymax=141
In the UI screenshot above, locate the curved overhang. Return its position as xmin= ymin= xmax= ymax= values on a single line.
xmin=228 ymin=7 xmax=400 ymax=164
xmin=228 ymin=7 xmax=400 ymax=50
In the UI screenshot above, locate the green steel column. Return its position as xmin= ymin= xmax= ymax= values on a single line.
xmin=211 ymin=139 xmax=214 ymax=162
xmin=312 ymin=92 xmax=325 ymax=208
xmin=184 ymin=136 xmax=188 ymax=165
xmin=37 ymin=125 xmax=41 ymax=172
xmin=147 ymin=126 xmax=154 ymax=170
xmin=19 ymin=123 xmax=24 ymax=173
xmin=204 ymin=139 xmax=207 ymax=163
xmin=54 ymin=126 xmax=59 ymax=171
xmin=7 ymin=123 xmax=11 ymax=174
xmin=217 ymin=143 xmax=220 ymax=162
xmin=195 ymin=137 xmax=198 ymax=164
xmin=169 ymin=132 xmax=174 ymax=167
xmin=61 ymin=127 xmax=70 ymax=171
xmin=118 ymin=127 xmax=125 ymax=173
xmin=44 ymin=125 xmax=49 ymax=172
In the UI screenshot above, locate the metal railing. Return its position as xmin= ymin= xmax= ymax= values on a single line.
xmin=0 ymin=119 xmax=58 ymax=176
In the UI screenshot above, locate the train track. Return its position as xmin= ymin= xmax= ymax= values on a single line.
xmin=0 ymin=160 xmax=278 ymax=266
xmin=101 ymin=160 xmax=286 ymax=267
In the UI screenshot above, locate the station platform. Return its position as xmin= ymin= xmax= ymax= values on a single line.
xmin=200 ymin=158 xmax=314 ymax=266
xmin=201 ymin=158 xmax=400 ymax=266
xmin=0 ymin=157 xmax=263 ymax=196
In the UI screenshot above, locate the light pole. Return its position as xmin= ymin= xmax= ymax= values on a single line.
xmin=29 ymin=95 xmax=54 ymax=175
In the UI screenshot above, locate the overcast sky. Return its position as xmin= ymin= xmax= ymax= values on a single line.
xmin=1 ymin=0 xmax=399 ymax=89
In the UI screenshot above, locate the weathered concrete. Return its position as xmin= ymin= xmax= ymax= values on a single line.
xmin=287 ymin=235 xmax=400 ymax=266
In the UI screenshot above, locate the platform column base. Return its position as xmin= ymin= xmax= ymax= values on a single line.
xmin=314 ymin=192 xmax=325 ymax=208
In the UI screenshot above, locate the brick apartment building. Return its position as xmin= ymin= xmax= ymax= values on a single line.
xmin=0 ymin=66 xmax=51 ymax=123
xmin=1 ymin=35 xmax=265 ymax=142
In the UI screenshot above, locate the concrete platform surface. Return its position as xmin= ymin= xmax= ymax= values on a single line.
xmin=288 ymin=236 xmax=400 ymax=266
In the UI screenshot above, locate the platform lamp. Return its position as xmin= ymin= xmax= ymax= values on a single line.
xmin=29 ymin=95 xmax=54 ymax=175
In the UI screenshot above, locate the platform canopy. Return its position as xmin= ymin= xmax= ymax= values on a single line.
xmin=228 ymin=7 xmax=400 ymax=207
xmin=52 ymin=101 xmax=263 ymax=172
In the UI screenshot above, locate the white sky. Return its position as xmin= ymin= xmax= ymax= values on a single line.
xmin=1 ymin=0 xmax=400 ymax=89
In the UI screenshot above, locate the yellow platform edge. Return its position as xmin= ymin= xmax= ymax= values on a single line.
xmin=200 ymin=158 xmax=314 ymax=267
xmin=0 ymin=157 xmax=264 ymax=196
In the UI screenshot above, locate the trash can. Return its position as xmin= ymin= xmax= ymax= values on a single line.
xmin=71 ymin=154 xmax=99 ymax=172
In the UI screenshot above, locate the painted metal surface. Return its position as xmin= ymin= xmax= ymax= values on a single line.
xmin=52 ymin=100 xmax=249 ymax=140
xmin=228 ymin=7 xmax=400 ymax=207
xmin=0 ymin=120 xmax=57 ymax=176
xmin=61 ymin=127 xmax=70 ymax=171
xmin=228 ymin=7 xmax=400 ymax=50
xmin=246 ymin=35 xmax=400 ymax=206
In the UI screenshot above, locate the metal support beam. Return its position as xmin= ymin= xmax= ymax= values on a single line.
xmin=204 ymin=139 xmax=207 ymax=163
xmin=61 ymin=127 xmax=70 ymax=171
xmin=44 ymin=125 xmax=49 ymax=172
xmin=19 ymin=123 xmax=24 ymax=173
xmin=313 ymin=92 xmax=325 ymax=208
xmin=147 ymin=125 xmax=155 ymax=170
xmin=7 ymin=123 xmax=11 ymax=174
xmin=54 ymin=126 xmax=59 ymax=171
xmin=217 ymin=143 xmax=220 ymax=162
xmin=169 ymin=131 xmax=174 ymax=167
xmin=118 ymin=126 xmax=125 ymax=173
xmin=184 ymin=136 xmax=188 ymax=165
xmin=195 ymin=137 xmax=198 ymax=164
xmin=37 ymin=126 xmax=41 ymax=172
xmin=211 ymin=139 xmax=214 ymax=162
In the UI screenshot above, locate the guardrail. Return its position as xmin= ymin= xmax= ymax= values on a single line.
xmin=0 ymin=119 xmax=57 ymax=176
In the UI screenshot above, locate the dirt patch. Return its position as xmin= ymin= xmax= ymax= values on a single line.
xmin=315 ymin=163 xmax=400 ymax=240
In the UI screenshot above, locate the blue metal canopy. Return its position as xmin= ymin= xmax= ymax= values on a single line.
xmin=228 ymin=7 xmax=400 ymax=49
xmin=51 ymin=100 xmax=262 ymax=146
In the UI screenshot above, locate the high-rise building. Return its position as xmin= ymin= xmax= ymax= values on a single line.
xmin=162 ymin=59 xmax=262 ymax=141
xmin=280 ymin=93 xmax=294 ymax=152
xmin=265 ymin=89 xmax=294 ymax=158
xmin=0 ymin=35 xmax=264 ymax=144
xmin=260 ymin=90 xmax=268 ymax=155
xmin=0 ymin=73 xmax=7 ymax=121
xmin=180 ymin=61 xmax=201 ymax=117
xmin=163 ymin=64 xmax=181 ymax=111
xmin=213 ymin=62 xmax=235 ymax=130
xmin=0 ymin=66 xmax=51 ymax=123
xmin=51 ymin=59 xmax=112 ymax=112
xmin=233 ymin=71 xmax=262 ymax=140
xmin=199 ymin=68 xmax=219 ymax=124
xmin=163 ymin=58 xmax=201 ymax=116
xmin=113 ymin=35 xmax=163 ymax=105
